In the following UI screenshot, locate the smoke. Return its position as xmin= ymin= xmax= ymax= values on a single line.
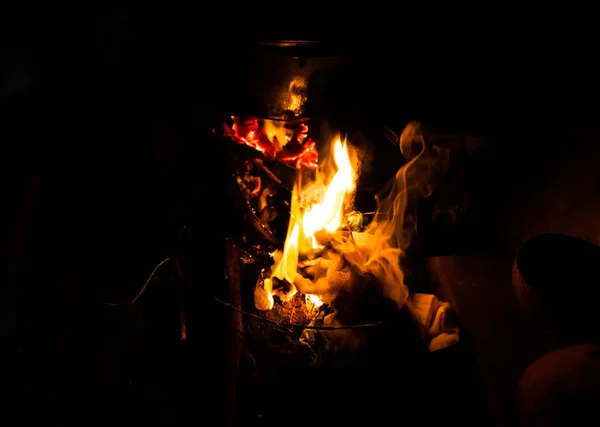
xmin=256 ymin=119 xmax=451 ymax=350
xmin=333 ymin=121 xmax=448 ymax=306
xmin=297 ymin=121 xmax=450 ymax=350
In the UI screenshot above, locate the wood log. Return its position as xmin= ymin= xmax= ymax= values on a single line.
xmin=225 ymin=239 xmax=244 ymax=426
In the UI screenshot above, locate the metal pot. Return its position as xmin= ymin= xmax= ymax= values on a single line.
xmin=222 ymin=40 xmax=352 ymax=120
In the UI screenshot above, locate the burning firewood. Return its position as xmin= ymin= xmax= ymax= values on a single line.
xmin=225 ymin=116 xmax=318 ymax=170
xmin=222 ymin=115 xmax=322 ymax=250
xmin=231 ymin=118 xmax=461 ymax=359
xmin=228 ymin=147 xmax=296 ymax=247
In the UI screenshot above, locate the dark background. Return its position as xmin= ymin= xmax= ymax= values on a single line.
xmin=8 ymin=8 xmax=600 ymax=424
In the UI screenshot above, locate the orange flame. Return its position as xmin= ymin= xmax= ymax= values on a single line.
xmin=255 ymin=134 xmax=357 ymax=310
xmin=255 ymin=122 xmax=449 ymax=326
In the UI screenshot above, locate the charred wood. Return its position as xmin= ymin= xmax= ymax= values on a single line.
xmin=228 ymin=169 xmax=282 ymax=248
xmin=251 ymin=158 xmax=281 ymax=184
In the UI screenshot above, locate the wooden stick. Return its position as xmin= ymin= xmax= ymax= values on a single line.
xmin=252 ymin=158 xmax=282 ymax=184
xmin=225 ymin=239 xmax=244 ymax=427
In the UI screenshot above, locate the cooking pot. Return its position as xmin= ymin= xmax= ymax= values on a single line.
xmin=217 ymin=40 xmax=356 ymax=121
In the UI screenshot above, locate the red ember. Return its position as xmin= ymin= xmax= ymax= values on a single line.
xmin=229 ymin=116 xmax=318 ymax=170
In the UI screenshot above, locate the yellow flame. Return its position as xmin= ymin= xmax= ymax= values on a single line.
xmin=262 ymin=134 xmax=357 ymax=309
xmin=306 ymin=293 xmax=324 ymax=310
xmin=262 ymin=120 xmax=292 ymax=151
xmin=302 ymin=139 xmax=356 ymax=249
xmin=255 ymin=121 xmax=450 ymax=357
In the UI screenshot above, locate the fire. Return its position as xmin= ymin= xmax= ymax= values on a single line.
xmin=302 ymin=139 xmax=357 ymax=248
xmin=255 ymin=135 xmax=357 ymax=310
xmin=247 ymin=120 xmax=458 ymax=353
xmin=255 ymin=122 xmax=449 ymax=318
xmin=229 ymin=116 xmax=318 ymax=170
xmin=305 ymin=293 xmax=324 ymax=310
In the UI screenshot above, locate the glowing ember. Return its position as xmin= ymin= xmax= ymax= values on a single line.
xmin=229 ymin=116 xmax=318 ymax=170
